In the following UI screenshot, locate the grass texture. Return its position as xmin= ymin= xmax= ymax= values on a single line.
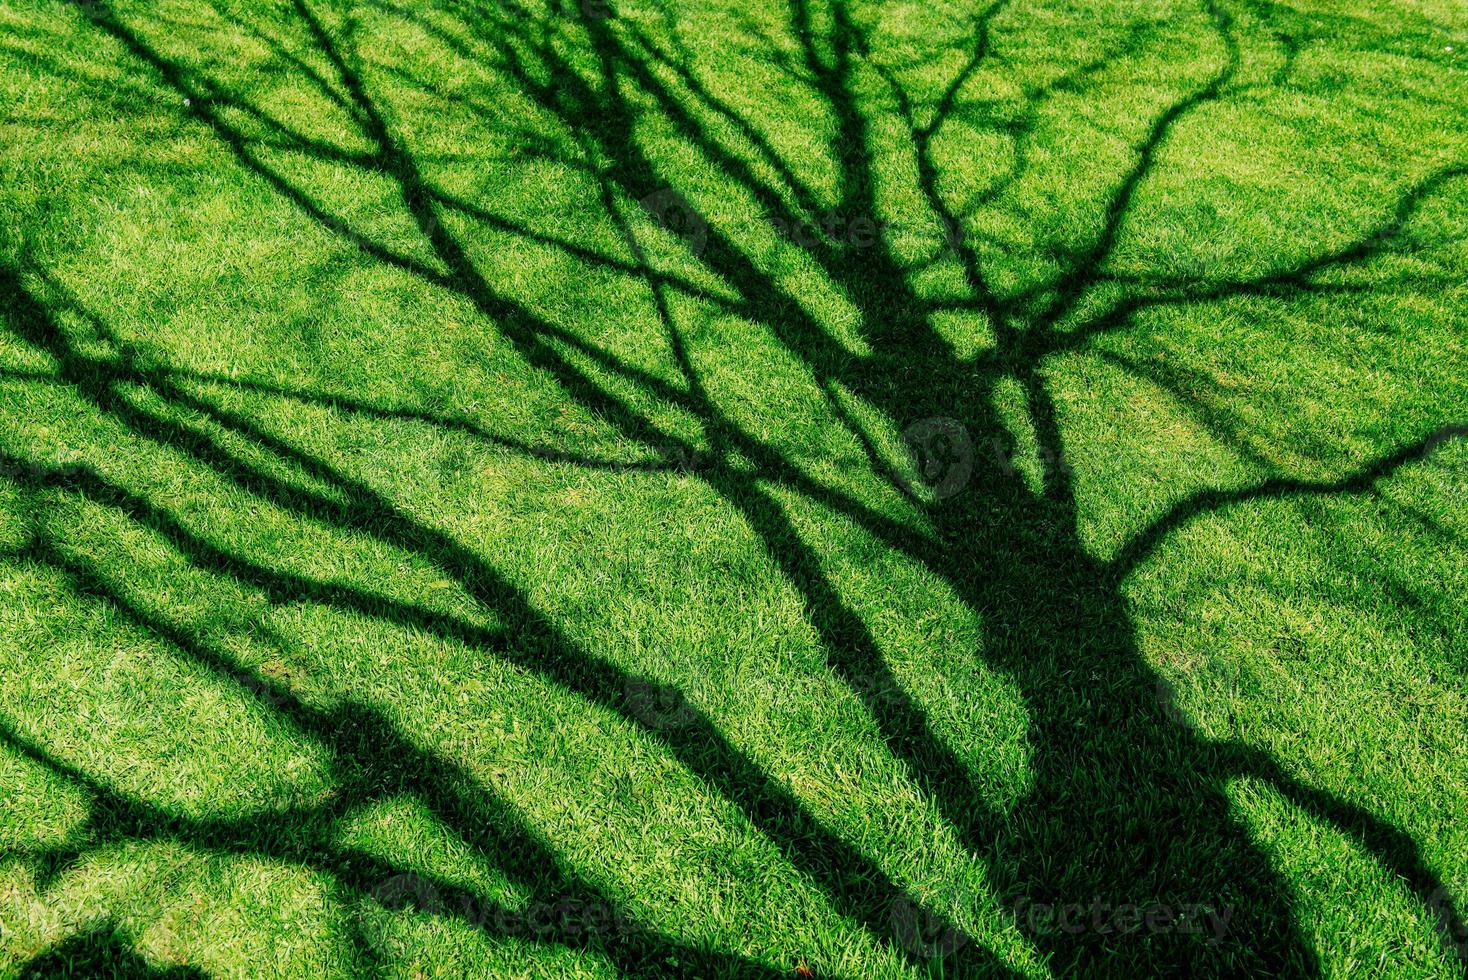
xmin=0 ymin=0 xmax=1465 ymax=974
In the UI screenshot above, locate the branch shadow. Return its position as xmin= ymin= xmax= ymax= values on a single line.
xmin=4 ymin=0 xmax=1465 ymax=974
xmin=16 ymin=925 xmax=208 ymax=979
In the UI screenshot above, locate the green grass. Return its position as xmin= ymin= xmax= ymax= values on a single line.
xmin=0 ymin=0 xmax=1465 ymax=974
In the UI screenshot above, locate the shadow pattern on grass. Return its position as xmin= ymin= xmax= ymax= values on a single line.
xmin=1 ymin=0 xmax=1465 ymax=973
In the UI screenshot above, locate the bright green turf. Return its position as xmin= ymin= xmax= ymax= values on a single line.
xmin=0 ymin=0 xmax=1465 ymax=975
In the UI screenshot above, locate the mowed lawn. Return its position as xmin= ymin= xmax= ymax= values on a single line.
xmin=0 ymin=0 xmax=1465 ymax=975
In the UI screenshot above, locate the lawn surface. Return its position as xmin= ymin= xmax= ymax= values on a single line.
xmin=0 ymin=0 xmax=1466 ymax=975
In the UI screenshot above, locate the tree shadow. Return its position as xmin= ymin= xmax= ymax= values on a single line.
xmin=17 ymin=925 xmax=209 ymax=979
xmin=0 ymin=264 xmax=980 ymax=975
xmin=3 ymin=0 xmax=1465 ymax=974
